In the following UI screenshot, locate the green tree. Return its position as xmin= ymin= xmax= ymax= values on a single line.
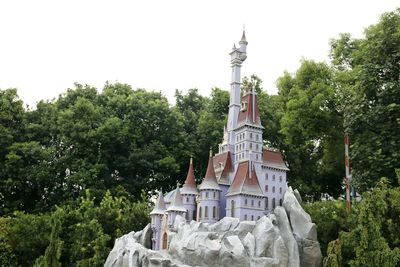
xmin=330 ymin=8 xmax=400 ymax=191
xmin=276 ymin=60 xmax=344 ymax=198
xmin=324 ymin=174 xmax=400 ymax=266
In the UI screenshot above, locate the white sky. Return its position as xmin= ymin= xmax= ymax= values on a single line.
xmin=0 ymin=1 xmax=399 ymax=108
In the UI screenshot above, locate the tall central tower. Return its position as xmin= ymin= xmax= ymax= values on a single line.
xmin=227 ymin=31 xmax=248 ymax=152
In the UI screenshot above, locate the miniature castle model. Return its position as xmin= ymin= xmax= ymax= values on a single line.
xmin=150 ymin=31 xmax=289 ymax=251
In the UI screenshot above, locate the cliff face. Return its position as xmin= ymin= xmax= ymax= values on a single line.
xmin=105 ymin=187 xmax=322 ymax=267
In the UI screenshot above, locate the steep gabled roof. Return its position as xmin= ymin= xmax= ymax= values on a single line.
xmin=262 ymin=148 xmax=289 ymax=171
xmin=226 ymin=161 xmax=264 ymax=197
xmin=237 ymin=91 xmax=261 ymax=126
xmin=199 ymin=152 xmax=221 ymax=191
xmin=167 ymin=185 xmax=186 ymax=212
xmin=150 ymin=191 xmax=166 ymax=215
xmin=213 ymin=151 xmax=233 ymax=184
xmin=181 ymin=158 xmax=199 ymax=195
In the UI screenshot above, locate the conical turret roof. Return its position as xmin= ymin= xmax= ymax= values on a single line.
xmin=150 ymin=191 xmax=166 ymax=215
xmin=199 ymin=150 xmax=221 ymax=191
xmin=240 ymin=30 xmax=248 ymax=44
xmin=167 ymin=185 xmax=186 ymax=212
xmin=181 ymin=158 xmax=199 ymax=195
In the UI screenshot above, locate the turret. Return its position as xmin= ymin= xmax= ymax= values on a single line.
xmin=150 ymin=191 xmax=166 ymax=250
xmin=166 ymin=185 xmax=186 ymax=228
xmin=198 ymin=150 xmax=222 ymax=223
xmin=180 ymin=158 xmax=199 ymax=221
xmin=239 ymin=30 xmax=248 ymax=57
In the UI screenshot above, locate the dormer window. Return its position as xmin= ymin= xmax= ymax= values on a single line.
xmin=241 ymin=101 xmax=248 ymax=111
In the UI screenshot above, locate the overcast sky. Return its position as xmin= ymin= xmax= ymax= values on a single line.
xmin=0 ymin=1 xmax=399 ymax=108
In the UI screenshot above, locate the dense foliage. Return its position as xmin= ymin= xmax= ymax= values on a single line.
xmin=0 ymin=7 xmax=399 ymax=266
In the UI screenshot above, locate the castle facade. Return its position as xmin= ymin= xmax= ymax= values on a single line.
xmin=150 ymin=31 xmax=289 ymax=251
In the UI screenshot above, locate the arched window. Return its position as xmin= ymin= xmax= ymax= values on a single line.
xmin=265 ymin=197 xmax=269 ymax=209
xmin=265 ymin=173 xmax=268 ymax=180
xmin=245 ymin=199 xmax=248 ymax=206
xmin=279 ymin=187 xmax=282 ymax=194
xmin=250 ymin=133 xmax=253 ymax=139
xmin=258 ymin=201 xmax=261 ymax=207
xmin=251 ymin=199 xmax=254 ymax=206
xmin=206 ymin=191 xmax=209 ymax=198
xmin=231 ymin=200 xmax=235 ymax=217
xmin=272 ymin=186 xmax=275 ymax=193
xmin=199 ymin=206 xmax=202 ymax=220
xmin=272 ymin=198 xmax=276 ymax=209
xmin=280 ymin=199 xmax=283 ymax=206
xmin=205 ymin=206 xmax=208 ymax=218
xmin=273 ymin=175 xmax=276 ymax=181
xmin=250 ymin=143 xmax=253 ymax=150
xmin=265 ymin=185 xmax=268 ymax=192
xmin=244 ymin=214 xmax=248 ymax=220
xmin=213 ymin=206 xmax=216 ymax=218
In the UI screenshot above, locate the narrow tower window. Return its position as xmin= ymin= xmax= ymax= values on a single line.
xmin=205 ymin=206 xmax=208 ymax=218
xmin=213 ymin=206 xmax=216 ymax=218
xmin=231 ymin=200 xmax=235 ymax=217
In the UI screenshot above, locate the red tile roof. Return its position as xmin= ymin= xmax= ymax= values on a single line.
xmin=237 ymin=92 xmax=261 ymax=126
xmin=226 ymin=161 xmax=263 ymax=197
xmin=181 ymin=158 xmax=199 ymax=195
xmin=212 ymin=151 xmax=233 ymax=183
xmin=262 ymin=149 xmax=289 ymax=170
xmin=199 ymin=154 xmax=221 ymax=191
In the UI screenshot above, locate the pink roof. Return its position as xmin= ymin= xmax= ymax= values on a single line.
xmin=226 ymin=161 xmax=263 ymax=197
xmin=237 ymin=92 xmax=261 ymax=126
xmin=181 ymin=158 xmax=199 ymax=195
xmin=199 ymin=153 xmax=221 ymax=191
xmin=212 ymin=151 xmax=233 ymax=182
xmin=262 ymin=149 xmax=289 ymax=170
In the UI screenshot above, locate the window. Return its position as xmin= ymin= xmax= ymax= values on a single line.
xmin=193 ymin=210 xmax=196 ymax=221
xmin=272 ymin=186 xmax=275 ymax=193
xmin=213 ymin=191 xmax=216 ymax=198
xmin=258 ymin=201 xmax=261 ymax=207
xmin=265 ymin=197 xmax=268 ymax=209
xmin=245 ymin=198 xmax=248 ymax=206
xmin=257 ymin=216 xmax=260 ymax=220
xmin=250 ymin=143 xmax=253 ymax=150
xmin=213 ymin=206 xmax=216 ymax=218
xmin=244 ymin=214 xmax=248 ymax=220
xmin=279 ymin=187 xmax=282 ymax=194
xmin=256 ymin=144 xmax=259 ymax=151
xmin=265 ymin=185 xmax=268 ymax=192
xmin=256 ymin=134 xmax=259 ymax=141
xmin=199 ymin=206 xmax=202 ymax=220
xmin=272 ymin=198 xmax=276 ymax=209
xmin=186 ymin=210 xmax=189 ymax=220
xmin=265 ymin=173 xmax=268 ymax=180
xmin=251 ymin=199 xmax=254 ymax=206
xmin=206 ymin=192 xmax=209 ymax=198
xmin=256 ymin=154 xmax=259 ymax=160
xmin=250 ymin=133 xmax=253 ymax=139
xmin=231 ymin=200 xmax=235 ymax=217
xmin=273 ymin=175 xmax=276 ymax=181
xmin=251 ymin=215 xmax=254 ymax=221
xmin=280 ymin=199 xmax=283 ymax=206
xmin=279 ymin=176 xmax=282 ymax=183
xmin=186 ymin=196 xmax=189 ymax=203
xmin=205 ymin=206 xmax=208 ymax=218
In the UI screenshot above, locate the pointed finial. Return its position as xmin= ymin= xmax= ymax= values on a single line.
xmin=190 ymin=157 xmax=193 ymax=165
xmin=232 ymin=43 xmax=237 ymax=50
xmin=209 ymin=148 xmax=213 ymax=158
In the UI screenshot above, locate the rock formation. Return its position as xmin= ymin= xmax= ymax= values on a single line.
xmin=104 ymin=187 xmax=322 ymax=267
